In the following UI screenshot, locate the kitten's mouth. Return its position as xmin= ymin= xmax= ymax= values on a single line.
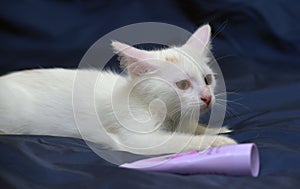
xmin=200 ymin=104 xmax=211 ymax=112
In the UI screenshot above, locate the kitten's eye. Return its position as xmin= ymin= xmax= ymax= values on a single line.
xmin=176 ymin=80 xmax=191 ymax=90
xmin=204 ymin=74 xmax=213 ymax=85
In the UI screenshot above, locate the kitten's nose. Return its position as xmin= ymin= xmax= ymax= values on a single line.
xmin=201 ymin=96 xmax=212 ymax=106
xmin=200 ymin=87 xmax=212 ymax=106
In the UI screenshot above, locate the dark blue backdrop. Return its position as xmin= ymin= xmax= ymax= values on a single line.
xmin=1 ymin=0 xmax=300 ymax=188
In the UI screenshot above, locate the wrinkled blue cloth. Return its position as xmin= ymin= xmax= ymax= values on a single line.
xmin=1 ymin=0 xmax=300 ymax=188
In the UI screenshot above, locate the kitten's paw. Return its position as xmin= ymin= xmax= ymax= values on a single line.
xmin=210 ymin=135 xmax=237 ymax=147
xmin=218 ymin=126 xmax=233 ymax=134
xmin=200 ymin=126 xmax=233 ymax=135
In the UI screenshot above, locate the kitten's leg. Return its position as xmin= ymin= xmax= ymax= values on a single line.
xmin=117 ymin=131 xmax=236 ymax=155
xmin=195 ymin=124 xmax=232 ymax=135
xmin=218 ymin=126 xmax=233 ymax=133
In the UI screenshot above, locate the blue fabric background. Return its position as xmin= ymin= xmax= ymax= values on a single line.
xmin=1 ymin=0 xmax=300 ymax=188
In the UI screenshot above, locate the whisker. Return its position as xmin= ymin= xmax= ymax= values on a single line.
xmin=215 ymin=91 xmax=241 ymax=97
xmin=214 ymin=101 xmax=243 ymax=121
xmin=211 ymin=20 xmax=228 ymax=41
xmin=214 ymin=54 xmax=236 ymax=62
xmin=215 ymin=94 xmax=251 ymax=112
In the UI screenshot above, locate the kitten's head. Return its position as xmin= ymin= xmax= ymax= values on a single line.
xmin=112 ymin=25 xmax=216 ymax=119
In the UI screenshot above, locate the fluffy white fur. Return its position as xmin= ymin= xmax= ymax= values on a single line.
xmin=0 ymin=25 xmax=236 ymax=155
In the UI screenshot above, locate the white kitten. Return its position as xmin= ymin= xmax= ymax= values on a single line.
xmin=0 ymin=25 xmax=236 ymax=155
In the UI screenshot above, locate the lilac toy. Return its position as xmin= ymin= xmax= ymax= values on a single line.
xmin=120 ymin=143 xmax=260 ymax=177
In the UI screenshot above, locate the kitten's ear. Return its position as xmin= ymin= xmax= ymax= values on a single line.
xmin=184 ymin=24 xmax=211 ymax=52
xmin=111 ymin=41 xmax=156 ymax=78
